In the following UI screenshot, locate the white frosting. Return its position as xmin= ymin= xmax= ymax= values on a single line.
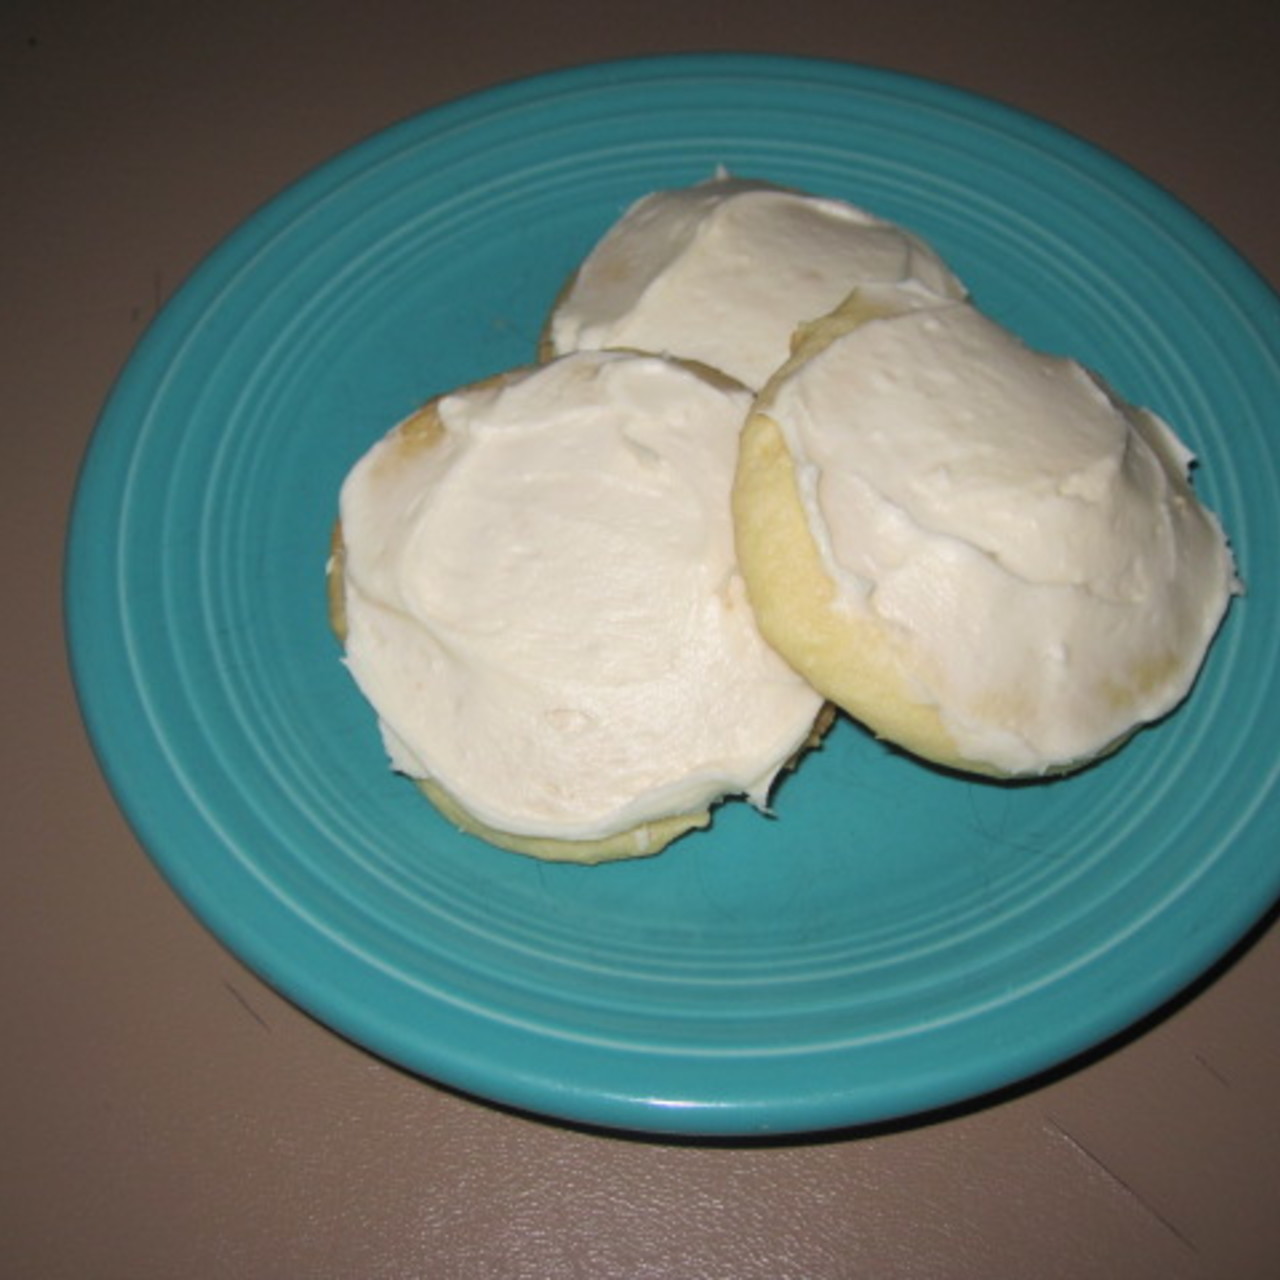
xmin=338 ymin=351 xmax=824 ymax=841
xmin=766 ymin=297 xmax=1239 ymax=774
xmin=548 ymin=175 xmax=966 ymax=390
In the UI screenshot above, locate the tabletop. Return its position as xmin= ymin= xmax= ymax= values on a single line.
xmin=4 ymin=2 xmax=1279 ymax=1276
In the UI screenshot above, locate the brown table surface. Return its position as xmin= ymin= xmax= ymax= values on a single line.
xmin=6 ymin=2 xmax=1279 ymax=1276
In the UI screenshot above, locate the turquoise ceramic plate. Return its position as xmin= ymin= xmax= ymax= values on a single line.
xmin=66 ymin=54 xmax=1279 ymax=1136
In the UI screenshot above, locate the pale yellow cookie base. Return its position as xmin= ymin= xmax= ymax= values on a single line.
xmin=732 ymin=408 xmax=1008 ymax=778
xmin=416 ymin=778 xmax=712 ymax=864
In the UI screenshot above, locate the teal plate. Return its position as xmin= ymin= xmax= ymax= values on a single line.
xmin=65 ymin=54 xmax=1280 ymax=1136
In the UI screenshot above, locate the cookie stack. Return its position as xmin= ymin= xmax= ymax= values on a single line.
xmin=330 ymin=176 xmax=1238 ymax=861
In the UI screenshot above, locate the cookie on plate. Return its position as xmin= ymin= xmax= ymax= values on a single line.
xmin=732 ymin=288 xmax=1240 ymax=777
xmin=543 ymin=173 xmax=965 ymax=390
xmin=331 ymin=350 xmax=828 ymax=861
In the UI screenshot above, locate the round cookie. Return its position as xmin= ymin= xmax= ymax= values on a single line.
xmin=733 ymin=290 xmax=1239 ymax=777
xmin=330 ymin=351 xmax=827 ymax=861
xmin=543 ymin=174 xmax=965 ymax=390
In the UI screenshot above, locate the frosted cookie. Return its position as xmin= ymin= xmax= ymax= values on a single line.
xmin=330 ymin=350 xmax=827 ymax=862
xmin=732 ymin=288 xmax=1240 ymax=777
xmin=543 ymin=174 xmax=965 ymax=390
